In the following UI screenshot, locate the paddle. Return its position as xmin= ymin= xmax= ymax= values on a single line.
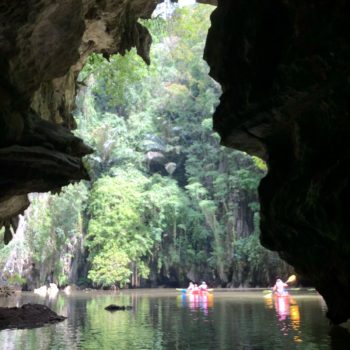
xmin=285 ymin=275 xmax=296 ymax=284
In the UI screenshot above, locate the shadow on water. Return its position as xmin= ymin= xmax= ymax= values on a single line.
xmin=330 ymin=325 xmax=350 ymax=350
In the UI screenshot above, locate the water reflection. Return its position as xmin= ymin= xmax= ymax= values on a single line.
xmin=177 ymin=293 xmax=214 ymax=315
xmin=265 ymin=294 xmax=303 ymax=344
xmin=0 ymin=291 xmax=336 ymax=349
xmin=274 ymin=295 xmax=292 ymax=321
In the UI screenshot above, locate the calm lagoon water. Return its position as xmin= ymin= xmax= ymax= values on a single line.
xmin=0 ymin=290 xmax=348 ymax=350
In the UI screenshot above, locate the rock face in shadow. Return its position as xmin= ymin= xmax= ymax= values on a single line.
xmin=0 ymin=303 xmax=66 ymax=330
xmin=0 ymin=0 xmax=158 ymax=230
xmin=1 ymin=0 xmax=349 ymax=326
xmin=204 ymin=0 xmax=350 ymax=324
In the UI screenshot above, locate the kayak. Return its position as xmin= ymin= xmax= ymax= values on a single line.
xmin=263 ymin=291 xmax=289 ymax=299
xmin=274 ymin=291 xmax=289 ymax=297
xmin=176 ymin=288 xmax=213 ymax=294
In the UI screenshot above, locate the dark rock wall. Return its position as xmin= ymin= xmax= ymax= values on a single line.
xmin=1 ymin=0 xmax=349 ymax=325
xmin=0 ymin=0 xmax=158 ymax=227
xmin=204 ymin=0 xmax=350 ymax=324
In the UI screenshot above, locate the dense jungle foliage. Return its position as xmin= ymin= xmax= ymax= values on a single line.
xmin=0 ymin=4 xmax=291 ymax=289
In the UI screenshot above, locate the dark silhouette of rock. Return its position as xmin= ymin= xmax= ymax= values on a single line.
xmin=204 ymin=0 xmax=350 ymax=324
xmin=0 ymin=303 xmax=66 ymax=330
xmin=0 ymin=0 xmax=157 ymax=232
xmin=104 ymin=305 xmax=132 ymax=312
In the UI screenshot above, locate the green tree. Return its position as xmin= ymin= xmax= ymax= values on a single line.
xmin=86 ymin=172 xmax=152 ymax=287
xmin=88 ymin=248 xmax=131 ymax=287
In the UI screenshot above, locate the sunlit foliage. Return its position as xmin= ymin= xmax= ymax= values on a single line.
xmin=0 ymin=4 xmax=290 ymax=288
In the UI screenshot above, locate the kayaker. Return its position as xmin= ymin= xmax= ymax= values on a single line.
xmin=199 ymin=281 xmax=208 ymax=291
xmin=187 ymin=281 xmax=194 ymax=291
xmin=273 ymin=278 xmax=288 ymax=296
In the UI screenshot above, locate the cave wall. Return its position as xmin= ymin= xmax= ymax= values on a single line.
xmin=1 ymin=0 xmax=350 ymax=325
xmin=204 ymin=0 xmax=350 ymax=324
xmin=0 ymin=0 xmax=159 ymax=229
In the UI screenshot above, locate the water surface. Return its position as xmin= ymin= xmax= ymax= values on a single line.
xmin=0 ymin=290 xmax=348 ymax=349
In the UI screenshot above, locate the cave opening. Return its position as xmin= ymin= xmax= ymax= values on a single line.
xmin=1 ymin=0 xmax=291 ymax=293
xmin=1 ymin=0 xmax=350 ymax=344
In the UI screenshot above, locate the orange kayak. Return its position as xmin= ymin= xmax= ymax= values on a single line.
xmin=176 ymin=288 xmax=213 ymax=294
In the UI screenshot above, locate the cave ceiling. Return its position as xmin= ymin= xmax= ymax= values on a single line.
xmin=1 ymin=0 xmax=349 ymax=324
xmin=0 ymin=0 xmax=160 ymax=225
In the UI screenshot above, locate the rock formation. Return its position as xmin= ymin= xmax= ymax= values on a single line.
xmin=105 ymin=304 xmax=132 ymax=311
xmin=0 ymin=0 xmax=159 ymax=231
xmin=0 ymin=303 xmax=66 ymax=330
xmin=0 ymin=0 xmax=349 ymax=325
xmin=204 ymin=0 xmax=350 ymax=324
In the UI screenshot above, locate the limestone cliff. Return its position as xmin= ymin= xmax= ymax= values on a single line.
xmin=204 ymin=0 xmax=350 ymax=324
xmin=0 ymin=0 xmax=159 ymax=229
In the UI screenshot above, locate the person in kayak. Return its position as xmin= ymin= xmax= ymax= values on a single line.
xmin=192 ymin=283 xmax=199 ymax=293
xmin=273 ymin=278 xmax=288 ymax=296
xmin=199 ymin=281 xmax=208 ymax=291
xmin=187 ymin=281 xmax=194 ymax=291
